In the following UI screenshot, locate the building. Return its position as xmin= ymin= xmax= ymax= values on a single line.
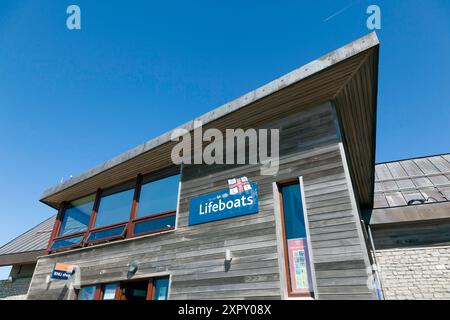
xmin=367 ymin=154 xmax=450 ymax=299
xmin=3 ymin=31 xmax=438 ymax=300
xmin=22 ymin=32 xmax=380 ymax=300
xmin=0 ymin=216 xmax=55 ymax=299
xmin=3 ymin=153 xmax=450 ymax=299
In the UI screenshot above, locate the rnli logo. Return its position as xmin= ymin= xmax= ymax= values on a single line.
xmin=227 ymin=176 xmax=252 ymax=195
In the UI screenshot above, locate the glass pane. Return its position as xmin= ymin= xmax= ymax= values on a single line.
xmin=124 ymin=281 xmax=148 ymax=301
xmin=281 ymin=184 xmax=306 ymax=240
xmin=134 ymin=215 xmax=176 ymax=236
xmin=87 ymin=225 xmax=125 ymax=242
xmin=59 ymin=194 xmax=95 ymax=236
xmin=281 ymin=183 xmax=313 ymax=295
xmin=137 ymin=174 xmax=179 ymax=218
xmin=153 ymin=277 xmax=169 ymax=300
xmin=95 ymin=187 xmax=134 ymax=228
xmin=50 ymin=235 xmax=83 ymax=250
xmin=78 ymin=285 xmax=96 ymax=300
xmin=102 ymin=283 xmax=117 ymax=300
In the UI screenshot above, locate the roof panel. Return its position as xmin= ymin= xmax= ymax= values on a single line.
xmin=399 ymin=160 xmax=423 ymax=176
xmin=428 ymin=156 xmax=450 ymax=173
xmin=374 ymin=153 xmax=450 ymax=209
xmin=0 ymin=215 xmax=55 ymax=256
xmin=413 ymin=158 xmax=440 ymax=175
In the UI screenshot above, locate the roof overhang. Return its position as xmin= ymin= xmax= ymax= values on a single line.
xmin=41 ymin=32 xmax=380 ymax=210
xmin=0 ymin=250 xmax=45 ymax=266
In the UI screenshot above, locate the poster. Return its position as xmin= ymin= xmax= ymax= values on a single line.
xmin=287 ymin=238 xmax=312 ymax=292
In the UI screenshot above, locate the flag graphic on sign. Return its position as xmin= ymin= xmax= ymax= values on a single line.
xmin=227 ymin=176 xmax=252 ymax=195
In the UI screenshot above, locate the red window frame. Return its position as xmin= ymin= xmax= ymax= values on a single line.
xmin=128 ymin=173 xmax=178 ymax=237
xmin=76 ymin=277 xmax=168 ymax=300
xmin=85 ymin=221 xmax=128 ymax=246
xmin=47 ymin=170 xmax=179 ymax=254
xmin=130 ymin=210 xmax=177 ymax=238
xmin=48 ymin=231 xmax=85 ymax=252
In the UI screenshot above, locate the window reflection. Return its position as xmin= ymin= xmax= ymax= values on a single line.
xmin=78 ymin=285 xmax=96 ymax=300
xmin=102 ymin=283 xmax=117 ymax=300
xmin=87 ymin=225 xmax=126 ymax=242
xmin=94 ymin=183 xmax=135 ymax=228
xmin=134 ymin=215 xmax=175 ymax=236
xmin=137 ymin=174 xmax=179 ymax=218
xmin=153 ymin=277 xmax=169 ymax=300
xmin=59 ymin=194 xmax=95 ymax=236
xmin=50 ymin=235 xmax=83 ymax=250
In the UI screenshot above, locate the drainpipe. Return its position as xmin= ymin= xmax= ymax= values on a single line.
xmin=367 ymin=224 xmax=385 ymax=300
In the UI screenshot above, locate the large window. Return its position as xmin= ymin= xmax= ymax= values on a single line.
xmin=137 ymin=174 xmax=179 ymax=218
xmin=279 ymin=182 xmax=314 ymax=297
xmin=49 ymin=194 xmax=95 ymax=252
xmin=131 ymin=174 xmax=179 ymax=237
xmin=47 ymin=170 xmax=180 ymax=253
xmin=94 ymin=183 xmax=135 ymax=228
xmin=59 ymin=195 xmax=95 ymax=236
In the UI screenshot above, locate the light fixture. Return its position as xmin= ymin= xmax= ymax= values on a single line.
xmin=127 ymin=260 xmax=138 ymax=274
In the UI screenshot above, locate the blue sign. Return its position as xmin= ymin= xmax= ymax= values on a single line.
xmin=189 ymin=183 xmax=259 ymax=225
xmin=50 ymin=263 xmax=74 ymax=280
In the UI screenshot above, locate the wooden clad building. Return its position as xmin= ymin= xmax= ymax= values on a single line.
xmin=25 ymin=33 xmax=380 ymax=300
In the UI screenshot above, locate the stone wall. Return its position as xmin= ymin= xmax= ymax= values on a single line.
xmin=0 ymin=277 xmax=32 ymax=299
xmin=376 ymin=246 xmax=450 ymax=299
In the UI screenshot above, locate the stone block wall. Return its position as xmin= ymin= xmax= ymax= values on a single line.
xmin=376 ymin=246 xmax=450 ymax=299
xmin=0 ymin=277 xmax=32 ymax=299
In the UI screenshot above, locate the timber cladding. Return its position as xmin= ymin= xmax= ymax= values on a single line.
xmin=27 ymin=102 xmax=376 ymax=300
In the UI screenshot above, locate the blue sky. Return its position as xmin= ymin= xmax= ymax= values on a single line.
xmin=0 ymin=0 xmax=449 ymax=279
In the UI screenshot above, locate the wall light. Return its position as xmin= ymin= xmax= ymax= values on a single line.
xmin=127 ymin=261 xmax=138 ymax=274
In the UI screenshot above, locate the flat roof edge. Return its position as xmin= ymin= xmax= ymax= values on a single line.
xmin=41 ymin=32 xmax=379 ymax=203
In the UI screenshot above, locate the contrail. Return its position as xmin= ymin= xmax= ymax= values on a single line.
xmin=323 ymin=1 xmax=360 ymax=22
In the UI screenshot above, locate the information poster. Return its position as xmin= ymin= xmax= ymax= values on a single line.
xmin=287 ymin=238 xmax=312 ymax=292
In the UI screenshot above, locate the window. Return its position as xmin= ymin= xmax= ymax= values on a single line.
xmin=279 ymin=182 xmax=314 ymax=297
xmin=59 ymin=195 xmax=95 ymax=236
xmin=50 ymin=234 xmax=84 ymax=251
xmin=47 ymin=169 xmax=180 ymax=253
xmin=102 ymin=283 xmax=118 ymax=300
xmin=87 ymin=225 xmax=126 ymax=242
xmin=131 ymin=174 xmax=179 ymax=237
xmin=153 ymin=277 xmax=169 ymax=300
xmin=77 ymin=277 xmax=170 ymax=300
xmin=85 ymin=181 xmax=135 ymax=244
xmin=136 ymin=174 xmax=179 ymax=218
xmin=78 ymin=285 xmax=97 ymax=300
xmin=94 ymin=183 xmax=135 ymax=228
xmin=133 ymin=215 xmax=176 ymax=235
